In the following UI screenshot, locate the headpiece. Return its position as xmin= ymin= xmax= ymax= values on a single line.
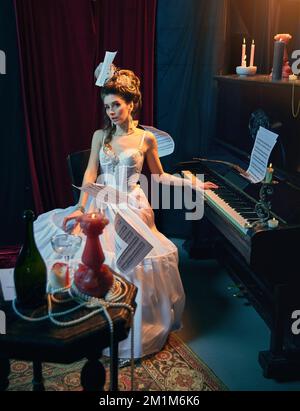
xmin=95 ymin=51 xmax=117 ymax=87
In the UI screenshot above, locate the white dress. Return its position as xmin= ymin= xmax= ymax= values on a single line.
xmin=34 ymin=132 xmax=185 ymax=359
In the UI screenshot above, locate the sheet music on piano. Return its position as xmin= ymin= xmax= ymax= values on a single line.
xmin=244 ymin=126 xmax=278 ymax=183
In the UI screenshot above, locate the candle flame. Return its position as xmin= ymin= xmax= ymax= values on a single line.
xmin=252 ymin=39 xmax=255 ymax=45
xmin=91 ymin=213 xmax=97 ymax=219
xmin=243 ymin=37 xmax=246 ymax=44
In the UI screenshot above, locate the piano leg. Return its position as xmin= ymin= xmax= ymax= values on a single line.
xmin=183 ymin=217 xmax=219 ymax=259
xmin=259 ymin=285 xmax=300 ymax=380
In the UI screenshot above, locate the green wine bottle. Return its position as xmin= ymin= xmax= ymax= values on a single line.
xmin=14 ymin=210 xmax=47 ymax=308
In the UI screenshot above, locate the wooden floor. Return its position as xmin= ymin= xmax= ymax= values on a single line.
xmin=173 ymin=238 xmax=300 ymax=391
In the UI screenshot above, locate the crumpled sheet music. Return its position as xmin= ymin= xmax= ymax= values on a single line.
xmin=245 ymin=126 xmax=278 ymax=183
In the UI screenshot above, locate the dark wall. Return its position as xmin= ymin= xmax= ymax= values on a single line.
xmin=0 ymin=0 xmax=34 ymax=246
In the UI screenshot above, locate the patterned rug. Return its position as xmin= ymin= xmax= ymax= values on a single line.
xmin=7 ymin=333 xmax=227 ymax=391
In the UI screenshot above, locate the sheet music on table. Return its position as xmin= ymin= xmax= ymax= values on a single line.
xmin=244 ymin=126 xmax=278 ymax=183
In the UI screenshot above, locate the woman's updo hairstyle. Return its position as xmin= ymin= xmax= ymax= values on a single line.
xmin=101 ymin=68 xmax=142 ymax=143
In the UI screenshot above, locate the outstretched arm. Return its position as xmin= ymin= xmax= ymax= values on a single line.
xmin=62 ymin=130 xmax=103 ymax=231
xmin=145 ymin=132 xmax=218 ymax=190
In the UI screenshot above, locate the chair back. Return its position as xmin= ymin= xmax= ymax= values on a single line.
xmin=67 ymin=149 xmax=91 ymax=202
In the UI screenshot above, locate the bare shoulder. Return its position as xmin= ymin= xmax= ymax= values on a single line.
xmin=144 ymin=131 xmax=157 ymax=149
xmin=91 ymin=129 xmax=105 ymax=149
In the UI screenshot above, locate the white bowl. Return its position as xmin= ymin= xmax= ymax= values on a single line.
xmin=236 ymin=66 xmax=257 ymax=76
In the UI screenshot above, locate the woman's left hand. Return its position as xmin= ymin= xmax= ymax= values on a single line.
xmin=202 ymin=181 xmax=218 ymax=190
xmin=194 ymin=179 xmax=218 ymax=191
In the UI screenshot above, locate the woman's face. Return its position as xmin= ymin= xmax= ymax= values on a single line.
xmin=103 ymin=94 xmax=133 ymax=126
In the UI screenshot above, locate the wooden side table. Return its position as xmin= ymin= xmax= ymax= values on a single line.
xmin=0 ymin=278 xmax=137 ymax=391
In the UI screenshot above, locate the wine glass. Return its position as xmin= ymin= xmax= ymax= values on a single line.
xmin=50 ymin=234 xmax=82 ymax=285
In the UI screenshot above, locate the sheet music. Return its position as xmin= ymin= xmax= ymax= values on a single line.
xmin=114 ymin=212 xmax=153 ymax=273
xmin=245 ymin=126 xmax=278 ymax=183
xmin=140 ymin=125 xmax=175 ymax=157
xmin=95 ymin=51 xmax=117 ymax=87
xmin=73 ymin=183 xmax=128 ymax=205
xmin=0 ymin=268 xmax=16 ymax=301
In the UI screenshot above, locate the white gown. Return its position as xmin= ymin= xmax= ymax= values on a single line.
xmin=34 ymin=132 xmax=185 ymax=359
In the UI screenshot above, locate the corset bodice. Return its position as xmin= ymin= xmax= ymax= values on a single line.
xmin=98 ymin=133 xmax=145 ymax=192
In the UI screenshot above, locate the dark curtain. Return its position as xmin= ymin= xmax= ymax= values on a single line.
xmin=156 ymin=0 xmax=229 ymax=169
xmin=155 ymin=0 xmax=229 ymax=237
xmin=14 ymin=0 xmax=156 ymax=214
xmin=14 ymin=0 xmax=98 ymax=213
xmin=94 ymin=0 xmax=157 ymax=125
xmin=0 ymin=0 xmax=33 ymax=247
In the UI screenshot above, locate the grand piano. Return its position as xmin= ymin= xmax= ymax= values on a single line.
xmin=174 ymin=75 xmax=300 ymax=379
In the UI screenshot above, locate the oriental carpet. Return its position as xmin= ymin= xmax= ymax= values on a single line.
xmin=7 ymin=333 xmax=227 ymax=391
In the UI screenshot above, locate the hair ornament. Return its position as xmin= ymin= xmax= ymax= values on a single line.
xmin=95 ymin=51 xmax=118 ymax=87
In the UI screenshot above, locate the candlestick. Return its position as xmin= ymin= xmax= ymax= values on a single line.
xmin=250 ymin=40 xmax=255 ymax=67
xmin=268 ymin=218 xmax=279 ymax=229
xmin=265 ymin=163 xmax=274 ymax=184
xmin=241 ymin=38 xmax=247 ymax=67
xmin=73 ymin=212 xmax=114 ymax=298
xmin=272 ymin=40 xmax=285 ymax=81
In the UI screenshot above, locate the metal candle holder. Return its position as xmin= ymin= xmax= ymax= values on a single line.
xmin=255 ymin=181 xmax=276 ymax=225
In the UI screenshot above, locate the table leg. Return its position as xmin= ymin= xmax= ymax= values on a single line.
xmin=0 ymin=358 xmax=10 ymax=391
xmin=32 ymin=361 xmax=45 ymax=391
xmin=81 ymin=357 xmax=106 ymax=391
xmin=110 ymin=338 xmax=119 ymax=391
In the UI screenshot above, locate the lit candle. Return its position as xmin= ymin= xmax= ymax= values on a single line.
xmin=272 ymin=40 xmax=285 ymax=81
xmin=268 ymin=218 xmax=279 ymax=229
xmin=265 ymin=163 xmax=274 ymax=184
xmin=241 ymin=38 xmax=247 ymax=67
xmin=250 ymin=40 xmax=255 ymax=67
xmin=73 ymin=212 xmax=113 ymax=298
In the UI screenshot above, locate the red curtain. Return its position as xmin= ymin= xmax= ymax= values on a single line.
xmin=14 ymin=0 xmax=157 ymax=213
xmin=94 ymin=0 xmax=157 ymax=124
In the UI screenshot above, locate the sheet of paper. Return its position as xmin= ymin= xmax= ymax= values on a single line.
xmin=0 ymin=268 xmax=16 ymax=301
xmin=114 ymin=212 xmax=153 ymax=273
xmin=246 ymin=126 xmax=278 ymax=183
xmin=140 ymin=125 xmax=175 ymax=157
xmin=73 ymin=183 xmax=129 ymax=205
xmin=95 ymin=51 xmax=117 ymax=87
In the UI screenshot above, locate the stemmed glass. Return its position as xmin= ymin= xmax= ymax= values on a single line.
xmin=50 ymin=234 xmax=82 ymax=285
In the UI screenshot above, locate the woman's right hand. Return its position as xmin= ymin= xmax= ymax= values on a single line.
xmin=62 ymin=210 xmax=83 ymax=233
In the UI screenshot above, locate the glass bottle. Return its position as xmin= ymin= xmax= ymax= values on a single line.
xmin=14 ymin=210 xmax=47 ymax=308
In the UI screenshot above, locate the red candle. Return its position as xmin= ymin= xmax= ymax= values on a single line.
xmin=79 ymin=213 xmax=108 ymax=269
xmin=74 ymin=213 xmax=113 ymax=298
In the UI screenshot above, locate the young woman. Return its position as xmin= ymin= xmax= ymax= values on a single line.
xmin=34 ymin=67 xmax=217 ymax=360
